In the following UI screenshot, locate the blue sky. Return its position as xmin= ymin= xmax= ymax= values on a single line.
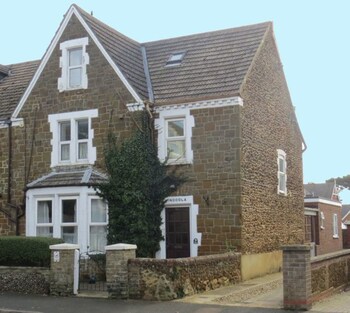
xmin=2 ymin=0 xmax=350 ymax=201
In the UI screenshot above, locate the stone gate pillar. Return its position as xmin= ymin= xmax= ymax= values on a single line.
xmin=282 ymin=245 xmax=312 ymax=311
xmin=49 ymin=243 xmax=79 ymax=296
xmin=105 ymin=243 xmax=137 ymax=299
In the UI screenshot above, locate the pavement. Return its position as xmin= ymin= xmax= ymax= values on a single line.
xmin=1 ymin=273 xmax=350 ymax=313
xmin=179 ymin=272 xmax=350 ymax=313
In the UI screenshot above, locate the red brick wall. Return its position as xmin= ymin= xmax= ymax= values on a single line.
xmin=305 ymin=201 xmax=343 ymax=255
xmin=317 ymin=202 xmax=343 ymax=255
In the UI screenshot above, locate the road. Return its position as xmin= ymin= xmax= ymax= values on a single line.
xmin=0 ymin=292 xmax=287 ymax=313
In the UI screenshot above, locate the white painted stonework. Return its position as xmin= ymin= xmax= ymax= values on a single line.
xmin=156 ymin=195 xmax=201 ymax=259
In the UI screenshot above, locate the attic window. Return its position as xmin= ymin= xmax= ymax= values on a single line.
xmin=166 ymin=52 xmax=185 ymax=67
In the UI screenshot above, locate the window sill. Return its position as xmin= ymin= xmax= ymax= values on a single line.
xmin=333 ymin=235 xmax=339 ymax=239
xmin=165 ymin=159 xmax=192 ymax=166
xmin=59 ymin=86 xmax=86 ymax=93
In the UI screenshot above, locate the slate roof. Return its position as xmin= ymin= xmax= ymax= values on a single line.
xmin=0 ymin=64 xmax=10 ymax=76
xmin=304 ymin=182 xmax=336 ymax=200
xmin=0 ymin=60 xmax=39 ymax=120
xmin=342 ymin=205 xmax=350 ymax=221
xmin=27 ymin=167 xmax=108 ymax=189
xmin=143 ymin=22 xmax=270 ymax=105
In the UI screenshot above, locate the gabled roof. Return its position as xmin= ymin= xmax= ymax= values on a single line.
xmin=75 ymin=5 xmax=149 ymax=100
xmin=0 ymin=61 xmax=40 ymax=120
xmin=5 ymin=4 xmax=273 ymax=118
xmin=143 ymin=22 xmax=270 ymax=105
xmin=304 ymin=182 xmax=338 ymax=201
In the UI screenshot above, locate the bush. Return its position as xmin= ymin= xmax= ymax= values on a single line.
xmin=0 ymin=236 xmax=63 ymax=267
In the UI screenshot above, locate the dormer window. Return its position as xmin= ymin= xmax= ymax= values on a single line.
xmin=166 ymin=52 xmax=185 ymax=67
xmin=58 ymin=37 xmax=89 ymax=92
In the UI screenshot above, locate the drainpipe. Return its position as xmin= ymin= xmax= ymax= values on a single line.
xmin=6 ymin=118 xmax=12 ymax=205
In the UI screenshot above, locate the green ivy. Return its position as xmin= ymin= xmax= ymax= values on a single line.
xmin=96 ymin=111 xmax=186 ymax=257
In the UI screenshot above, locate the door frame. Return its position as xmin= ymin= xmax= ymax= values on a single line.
xmin=156 ymin=195 xmax=201 ymax=259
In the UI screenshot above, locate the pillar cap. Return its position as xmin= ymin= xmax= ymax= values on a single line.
xmin=49 ymin=243 xmax=79 ymax=250
xmin=282 ymin=244 xmax=311 ymax=251
xmin=105 ymin=243 xmax=137 ymax=251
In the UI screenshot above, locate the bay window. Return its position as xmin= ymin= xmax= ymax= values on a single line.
xmin=89 ymin=198 xmax=108 ymax=252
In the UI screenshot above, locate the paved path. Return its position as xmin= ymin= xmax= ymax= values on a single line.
xmin=180 ymin=272 xmax=350 ymax=313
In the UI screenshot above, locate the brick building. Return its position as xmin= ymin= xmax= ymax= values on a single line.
xmin=342 ymin=205 xmax=350 ymax=249
xmin=0 ymin=4 xmax=305 ymax=279
xmin=304 ymin=182 xmax=343 ymax=256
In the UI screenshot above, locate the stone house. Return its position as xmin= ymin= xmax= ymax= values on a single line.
xmin=304 ymin=182 xmax=343 ymax=256
xmin=0 ymin=4 xmax=305 ymax=279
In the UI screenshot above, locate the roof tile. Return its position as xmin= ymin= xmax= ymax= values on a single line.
xmin=0 ymin=60 xmax=39 ymax=119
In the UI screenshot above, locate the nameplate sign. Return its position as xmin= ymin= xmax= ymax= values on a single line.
xmin=166 ymin=196 xmax=191 ymax=205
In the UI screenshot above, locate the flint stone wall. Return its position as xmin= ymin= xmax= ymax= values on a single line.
xmin=0 ymin=266 xmax=49 ymax=294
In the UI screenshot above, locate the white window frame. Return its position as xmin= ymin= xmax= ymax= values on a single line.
xmin=277 ymin=149 xmax=287 ymax=195
xmin=155 ymin=108 xmax=194 ymax=164
xmin=49 ymin=109 xmax=97 ymax=167
xmin=27 ymin=186 xmax=107 ymax=254
xmin=320 ymin=211 xmax=325 ymax=229
xmin=88 ymin=196 xmax=108 ymax=253
xmin=166 ymin=52 xmax=185 ymax=67
xmin=333 ymin=213 xmax=339 ymax=238
xmin=60 ymin=196 xmax=79 ymax=244
xmin=58 ymin=37 xmax=89 ymax=92
xmin=35 ymin=198 xmax=54 ymax=237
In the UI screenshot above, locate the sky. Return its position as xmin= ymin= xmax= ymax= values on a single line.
xmin=1 ymin=0 xmax=350 ymax=201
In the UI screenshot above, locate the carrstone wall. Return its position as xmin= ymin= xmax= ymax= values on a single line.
xmin=0 ymin=15 xmax=136 ymax=235
xmin=171 ymin=105 xmax=242 ymax=255
xmin=310 ymin=249 xmax=350 ymax=302
xmin=128 ymin=252 xmax=241 ymax=300
xmin=240 ymin=27 xmax=305 ymax=254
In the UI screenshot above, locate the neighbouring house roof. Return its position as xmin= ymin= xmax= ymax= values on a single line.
xmin=27 ymin=167 xmax=108 ymax=189
xmin=0 ymin=61 xmax=39 ymax=120
xmin=304 ymin=182 xmax=340 ymax=201
xmin=0 ymin=64 xmax=10 ymax=77
xmin=342 ymin=205 xmax=350 ymax=223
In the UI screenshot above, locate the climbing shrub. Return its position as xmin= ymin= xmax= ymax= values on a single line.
xmin=96 ymin=111 xmax=186 ymax=257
